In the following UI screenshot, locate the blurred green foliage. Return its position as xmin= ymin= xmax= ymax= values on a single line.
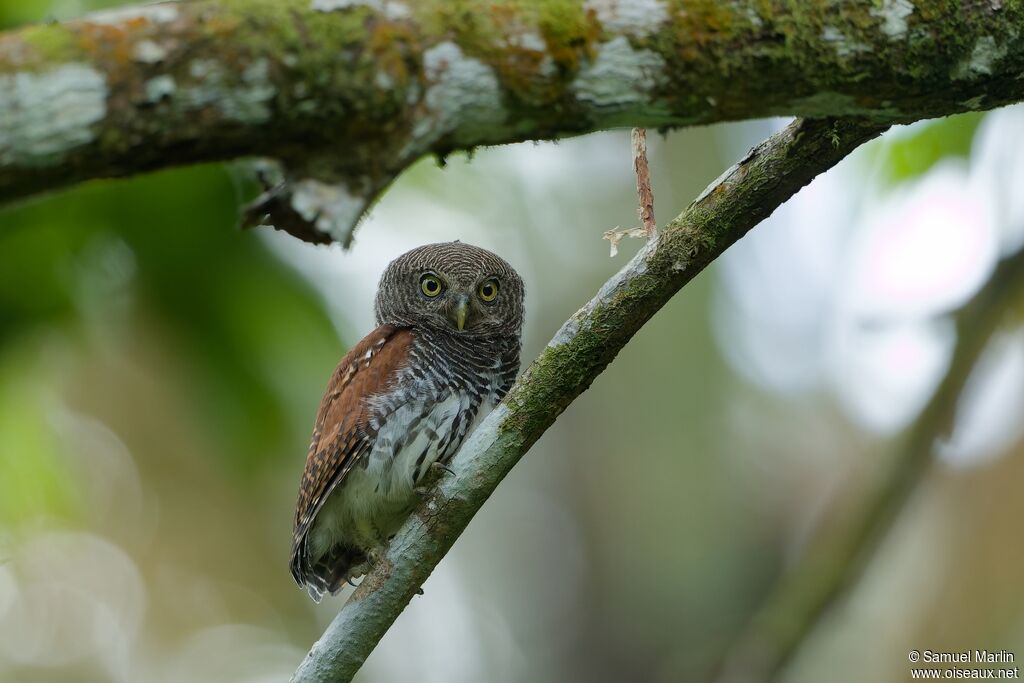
xmin=873 ymin=111 xmax=985 ymax=187
xmin=0 ymin=164 xmax=344 ymax=473
xmin=0 ymin=0 xmax=119 ymax=29
xmin=0 ymin=349 xmax=78 ymax=530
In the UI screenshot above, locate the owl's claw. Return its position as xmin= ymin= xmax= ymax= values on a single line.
xmin=413 ymin=486 xmax=429 ymax=497
xmin=431 ymin=462 xmax=456 ymax=476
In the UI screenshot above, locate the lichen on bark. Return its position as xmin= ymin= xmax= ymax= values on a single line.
xmin=1 ymin=0 xmax=1022 ymax=243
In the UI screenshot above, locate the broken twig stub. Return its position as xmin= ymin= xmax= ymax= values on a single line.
xmin=603 ymin=128 xmax=657 ymax=257
xmin=632 ymin=128 xmax=656 ymax=236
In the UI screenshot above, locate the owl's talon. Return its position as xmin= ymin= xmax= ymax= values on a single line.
xmin=431 ymin=462 xmax=456 ymax=476
xmin=413 ymin=486 xmax=429 ymax=497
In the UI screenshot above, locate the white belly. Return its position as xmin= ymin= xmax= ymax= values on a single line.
xmin=310 ymin=389 xmax=481 ymax=556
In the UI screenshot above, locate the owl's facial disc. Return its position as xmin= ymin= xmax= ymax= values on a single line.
xmin=375 ymin=242 xmax=524 ymax=337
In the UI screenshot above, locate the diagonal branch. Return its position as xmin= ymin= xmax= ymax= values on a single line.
xmin=289 ymin=117 xmax=888 ymax=682
xmin=714 ymin=243 xmax=1024 ymax=683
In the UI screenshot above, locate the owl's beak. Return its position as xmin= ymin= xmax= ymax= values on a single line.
xmin=450 ymin=294 xmax=470 ymax=331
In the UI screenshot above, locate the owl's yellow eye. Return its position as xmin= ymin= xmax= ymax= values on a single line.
xmin=478 ymin=279 xmax=499 ymax=302
xmin=420 ymin=274 xmax=443 ymax=297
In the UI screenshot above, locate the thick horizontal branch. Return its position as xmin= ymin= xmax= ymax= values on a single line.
xmin=289 ymin=117 xmax=888 ymax=682
xmin=1 ymin=0 xmax=1022 ymax=242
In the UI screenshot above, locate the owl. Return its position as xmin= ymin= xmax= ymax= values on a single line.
xmin=289 ymin=242 xmax=525 ymax=601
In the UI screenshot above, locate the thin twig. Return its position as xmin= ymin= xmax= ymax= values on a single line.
xmin=604 ymin=129 xmax=658 ymax=257
xmin=602 ymin=225 xmax=647 ymax=257
xmin=290 ymin=118 xmax=888 ymax=683
xmin=633 ymin=128 xmax=657 ymax=237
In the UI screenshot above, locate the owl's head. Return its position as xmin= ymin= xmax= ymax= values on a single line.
xmin=375 ymin=242 xmax=525 ymax=337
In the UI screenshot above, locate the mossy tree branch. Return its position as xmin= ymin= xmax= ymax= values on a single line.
xmin=1 ymin=0 xmax=1023 ymax=243
xmin=289 ymin=117 xmax=889 ymax=682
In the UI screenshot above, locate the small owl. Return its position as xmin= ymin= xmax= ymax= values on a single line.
xmin=290 ymin=242 xmax=525 ymax=601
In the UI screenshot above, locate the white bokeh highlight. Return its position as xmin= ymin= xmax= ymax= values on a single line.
xmin=715 ymin=111 xmax=1019 ymax=444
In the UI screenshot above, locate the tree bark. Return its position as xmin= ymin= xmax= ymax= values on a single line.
xmin=1 ymin=0 xmax=1021 ymax=242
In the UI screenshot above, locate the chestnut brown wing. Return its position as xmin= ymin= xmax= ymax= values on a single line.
xmin=289 ymin=324 xmax=414 ymax=575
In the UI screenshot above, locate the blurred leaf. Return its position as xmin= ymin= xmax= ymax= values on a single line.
xmin=0 ymin=164 xmax=344 ymax=474
xmin=0 ymin=345 xmax=78 ymax=532
xmin=0 ymin=218 xmax=93 ymax=338
xmin=875 ymin=111 xmax=985 ymax=187
xmin=0 ymin=0 xmax=128 ymax=30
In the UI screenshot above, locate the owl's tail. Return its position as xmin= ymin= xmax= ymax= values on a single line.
xmin=290 ymin=535 xmax=366 ymax=603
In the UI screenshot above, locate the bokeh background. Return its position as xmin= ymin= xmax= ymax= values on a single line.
xmin=3 ymin=2 xmax=1024 ymax=682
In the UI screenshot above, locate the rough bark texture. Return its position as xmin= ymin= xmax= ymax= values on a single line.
xmin=289 ymin=117 xmax=888 ymax=682
xmin=1 ymin=0 xmax=1022 ymax=242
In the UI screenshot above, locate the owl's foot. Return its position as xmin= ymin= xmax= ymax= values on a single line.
xmin=348 ymin=560 xmax=370 ymax=579
xmin=366 ymin=546 xmax=387 ymax=566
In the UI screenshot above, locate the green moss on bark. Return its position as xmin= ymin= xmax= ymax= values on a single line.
xmin=0 ymin=24 xmax=82 ymax=73
xmin=1 ymin=0 xmax=1023 ymax=207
